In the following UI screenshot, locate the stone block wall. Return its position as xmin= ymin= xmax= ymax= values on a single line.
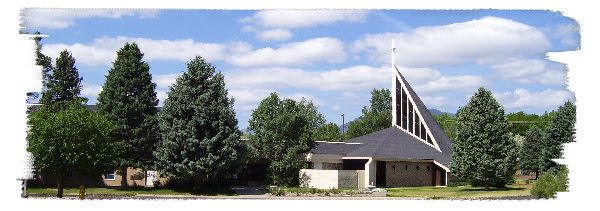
xmin=299 ymin=169 xmax=364 ymax=189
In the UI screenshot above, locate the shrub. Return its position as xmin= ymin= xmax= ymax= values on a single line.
xmin=531 ymin=166 xmax=568 ymax=198
xmin=269 ymin=187 xmax=285 ymax=196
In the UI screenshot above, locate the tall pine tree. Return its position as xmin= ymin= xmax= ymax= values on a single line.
xmin=520 ymin=126 xmax=544 ymax=179
xmin=542 ymin=101 xmax=576 ymax=171
xmin=154 ymin=56 xmax=245 ymax=189
xmin=97 ymin=43 xmax=159 ymax=188
xmin=39 ymin=49 xmax=83 ymax=107
xmin=453 ymin=87 xmax=518 ymax=190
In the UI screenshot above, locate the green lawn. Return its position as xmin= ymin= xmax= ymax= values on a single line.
xmin=27 ymin=187 xmax=236 ymax=197
xmin=386 ymin=180 xmax=533 ymax=199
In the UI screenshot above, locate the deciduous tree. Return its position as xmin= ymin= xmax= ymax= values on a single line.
xmin=27 ymin=101 xmax=120 ymax=198
xmin=313 ymin=123 xmax=343 ymax=142
xmin=248 ymin=93 xmax=315 ymax=186
xmin=345 ymin=88 xmax=392 ymax=139
xmin=434 ymin=113 xmax=457 ymax=142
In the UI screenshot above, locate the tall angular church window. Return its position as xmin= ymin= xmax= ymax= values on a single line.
xmin=401 ymin=88 xmax=407 ymax=130
xmin=426 ymin=133 xmax=433 ymax=145
xmin=420 ymin=122 xmax=426 ymax=140
xmin=408 ymin=103 xmax=413 ymax=133
xmin=415 ymin=115 xmax=421 ymax=136
xmin=396 ymin=80 xmax=402 ymax=126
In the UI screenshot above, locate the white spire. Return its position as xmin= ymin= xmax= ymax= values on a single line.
xmin=391 ymin=39 xmax=397 ymax=126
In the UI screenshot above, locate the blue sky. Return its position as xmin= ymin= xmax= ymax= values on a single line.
xmin=21 ymin=9 xmax=579 ymax=129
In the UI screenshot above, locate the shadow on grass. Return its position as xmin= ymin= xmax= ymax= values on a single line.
xmin=459 ymin=187 xmax=526 ymax=192
xmin=104 ymin=186 xmax=237 ymax=196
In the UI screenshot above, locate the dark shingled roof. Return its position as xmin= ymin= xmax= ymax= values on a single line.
xmin=311 ymin=142 xmax=364 ymax=155
xmin=309 ymin=66 xmax=453 ymax=169
xmin=345 ymin=127 xmax=451 ymax=167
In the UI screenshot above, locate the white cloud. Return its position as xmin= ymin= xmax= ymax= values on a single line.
xmin=494 ymin=88 xmax=574 ymax=111
xmin=225 ymin=65 xmax=387 ymax=91
xmin=227 ymin=37 xmax=346 ymax=67
xmin=227 ymin=41 xmax=253 ymax=55
xmin=331 ymin=105 xmax=341 ymax=112
xmin=489 ymin=58 xmax=566 ymax=85
xmin=81 ymin=84 xmax=102 ymax=100
xmin=241 ymin=25 xmax=257 ymax=33
xmin=352 ymin=16 xmax=550 ymax=67
xmin=555 ymin=22 xmax=580 ymax=48
xmin=228 ymin=89 xmax=273 ymax=110
xmin=242 ymin=10 xmax=368 ymax=29
xmin=156 ymin=91 xmax=168 ymax=106
xmin=227 ymin=89 xmax=324 ymax=113
xmin=340 ymin=92 xmax=364 ymax=105
xmin=284 ymin=93 xmax=324 ymax=107
xmin=225 ymin=65 xmax=484 ymax=96
xmin=43 ymin=36 xmax=227 ymax=67
xmin=420 ymin=96 xmax=451 ymax=107
xmin=413 ymin=75 xmax=486 ymax=95
xmin=256 ymin=29 xmax=293 ymax=41
xmin=397 ymin=66 xmax=486 ymax=95
xmin=398 ymin=67 xmax=442 ymax=83
xmin=22 ymin=8 xmax=158 ymax=29
xmin=154 ymin=73 xmax=181 ymax=89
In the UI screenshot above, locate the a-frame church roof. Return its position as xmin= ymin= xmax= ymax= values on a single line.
xmin=310 ymin=66 xmax=453 ymax=170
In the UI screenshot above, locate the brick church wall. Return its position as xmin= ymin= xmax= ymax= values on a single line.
xmin=385 ymin=161 xmax=433 ymax=187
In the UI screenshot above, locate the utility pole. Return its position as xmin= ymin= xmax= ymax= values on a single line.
xmin=341 ymin=113 xmax=346 ymax=134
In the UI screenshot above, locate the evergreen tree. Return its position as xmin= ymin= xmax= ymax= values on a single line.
xmin=154 ymin=56 xmax=245 ymax=188
xmin=520 ymin=126 xmax=544 ymax=179
xmin=452 ymin=87 xmax=518 ymax=190
xmin=97 ymin=43 xmax=159 ymax=188
xmin=248 ymin=93 xmax=314 ymax=186
xmin=541 ymin=101 xmax=576 ymax=170
xmin=345 ymin=88 xmax=392 ymax=139
xmin=39 ymin=49 xmax=83 ymax=107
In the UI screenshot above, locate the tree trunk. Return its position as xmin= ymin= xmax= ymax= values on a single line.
xmin=535 ymin=170 xmax=539 ymax=180
xmin=120 ymin=166 xmax=128 ymax=189
xmin=193 ymin=175 xmax=202 ymax=191
xmin=56 ymin=174 xmax=64 ymax=198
